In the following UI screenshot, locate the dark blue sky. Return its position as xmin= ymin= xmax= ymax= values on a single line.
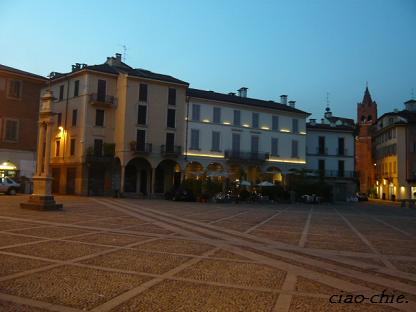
xmin=1 ymin=0 xmax=415 ymax=120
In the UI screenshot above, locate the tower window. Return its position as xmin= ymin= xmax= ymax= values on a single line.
xmin=367 ymin=115 xmax=372 ymax=122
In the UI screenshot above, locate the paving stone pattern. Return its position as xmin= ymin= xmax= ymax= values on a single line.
xmin=0 ymin=195 xmax=415 ymax=311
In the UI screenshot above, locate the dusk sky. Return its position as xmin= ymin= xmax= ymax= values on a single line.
xmin=1 ymin=0 xmax=415 ymax=120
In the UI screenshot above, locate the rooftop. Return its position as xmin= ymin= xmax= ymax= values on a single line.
xmin=50 ymin=55 xmax=188 ymax=86
xmin=187 ymin=88 xmax=309 ymax=115
xmin=0 ymin=64 xmax=47 ymax=81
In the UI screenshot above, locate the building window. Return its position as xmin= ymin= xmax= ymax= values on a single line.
xmin=59 ymin=85 xmax=64 ymax=101
xmin=338 ymin=160 xmax=345 ymax=177
xmin=166 ymin=132 xmax=175 ymax=152
xmin=213 ymin=107 xmax=221 ymax=124
xmin=136 ymin=129 xmax=146 ymax=151
xmin=74 ymin=80 xmax=80 ymax=97
xmin=93 ymin=139 xmax=103 ymax=156
xmin=72 ymin=109 xmax=77 ymax=127
xmin=251 ymin=135 xmax=259 ymax=153
xmin=57 ymin=113 xmax=62 ymax=127
xmin=232 ymin=133 xmax=240 ymax=152
xmin=271 ymin=138 xmax=279 ymax=156
xmin=7 ymin=80 xmax=21 ymax=98
xmin=95 ymin=109 xmax=104 ymax=127
xmin=211 ymin=131 xmax=220 ymax=152
xmin=338 ymin=137 xmax=345 ymax=155
xmin=291 ymin=140 xmax=298 ymax=158
xmin=55 ymin=140 xmax=60 ymax=157
xmin=192 ymin=104 xmax=200 ymax=121
xmin=318 ymin=136 xmax=325 ymax=154
xmin=272 ymin=116 xmax=279 ymax=131
xmin=292 ymin=119 xmax=299 ymax=133
xmin=252 ymin=113 xmax=259 ymax=128
xmin=139 ymin=83 xmax=148 ymax=102
xmin=233 ymin=110 xmax=241 ymax=126
xmin=70 ymin=138 xmax=76 ymax=156
xmin=167 ymin=109 xmax=176 ymax=128
xmin=318 ymin=159 xmax=325 ymax=173
xmin=168 ymin=88 xmax=176 ymax=106
xmin=137 ymin=105 xmax=147 ymax=125
xmin=190 ymin=129 xmax=200 ymax=150
xmin=97 ymin=79 xmax=106 ymax=102
xmin=4 ymin=119 xmax=19 ymax=142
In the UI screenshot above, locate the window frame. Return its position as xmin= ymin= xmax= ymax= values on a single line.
xmin=139 ymin=83 xmax=148 ymax=102
xmin=167 ymin=108 xmax=176 ymax=128
xmin=2 ymin=118 xmax=19 ymax=142
xmin=168 ymin=88 xmax=176 ymax=106
xmin=7 ymin=79 xmax=22 ymax=99
xmin=190 ymin=129 xmax=200 ymax=150
xmin=95 ymin=109 xmax=105 ymax=127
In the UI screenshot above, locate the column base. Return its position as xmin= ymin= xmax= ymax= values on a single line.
xmin=20 ymin=195 xmax=63 ymax=211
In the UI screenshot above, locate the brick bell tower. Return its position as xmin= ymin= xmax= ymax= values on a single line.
xmin=355 ymin=85 xmax=377 ymax=194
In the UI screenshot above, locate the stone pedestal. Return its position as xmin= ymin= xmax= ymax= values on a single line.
xmin=20 ymin=176 xmax=62 ymax=210
xmin=20 ymin=89 xmax=63 ymax=211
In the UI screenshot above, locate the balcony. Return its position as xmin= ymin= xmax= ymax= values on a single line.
xmin=86 ymin=143 xmax=115 ymax=163
xmin=161 ymin=145 xmax=181 ymax=157
xmin=224 ymin=150 xmax=269 ymax=162
xmin=130 ymin=142 xmax=152 ymax=155
xmin=312 ymin=170 xmax=357 ymax=179
xmin=89 ymin=93 xmax=117 ymax=108
xmin=336 ymin=148 xmax=348 ymax=156
xmin=317 ymin=147 xmax=328 ymax=155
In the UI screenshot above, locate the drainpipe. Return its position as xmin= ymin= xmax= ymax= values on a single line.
xmin=63 ymin=75 xmax=70 ymax=160
xmin=185 ymin=95 xmax=189 ymax=161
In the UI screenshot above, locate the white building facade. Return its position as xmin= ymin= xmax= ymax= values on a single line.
xmin=185 ymin=88 xmax=309 ymax=184
xmin=306 ymin=108 xmax=357 ymax=200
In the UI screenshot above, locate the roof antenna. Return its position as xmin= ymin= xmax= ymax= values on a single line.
xmin=122 ymin=45 xmax=127 ymax=62
xmin=366 ymin=81 xmax=368 ymax=88
xmin=118 ymin=44 xmax=127 ymax=62
xmin=325 ymin=92 xmax=330 ymax=112
xmin=412 ymin=88 xmax=414 ymax=100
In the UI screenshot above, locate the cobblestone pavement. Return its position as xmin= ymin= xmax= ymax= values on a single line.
xmin=0 ymin=195 xmax=415 ymax=311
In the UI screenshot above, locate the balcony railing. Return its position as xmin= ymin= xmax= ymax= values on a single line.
xmin=316 ymin=147 xmax=328 ymax=155
xmin=161 ymin=145 xmax=181 ymax=157
xmin=131 ymin=142 xmax=152 ymax=154
xmin=89 ymin=93 xmax=116 ymax=107
xmin=312 ymin=170 xmax=357 ymax=178
xmin=86 ymin=143 xmax=115 ymax=162
xmin=336 ymin=148 xmax=348 ymax=156
xmin=224 ymin=150 xmax=269 ymax=162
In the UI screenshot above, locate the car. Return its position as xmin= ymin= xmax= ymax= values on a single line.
xmin=0 ymin=177 xmax=21 ymax=195
xmin=356 ymin=192 xmax=368 ymax=201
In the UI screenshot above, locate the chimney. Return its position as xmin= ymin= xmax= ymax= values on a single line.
xmin=115 ymin=53 xmax=122 ymax=62
xmin=280 ymin=95 xmax=288 ymax=105
xmin=309 ymin=119 xmax=316 ymax=126
xmin=288 ymin=100 xmax=296 ymax=108
xmin=321 ymin=118 xmax=325 ymax=124
xmin=237 ymin=87 xmax=248 ymax=98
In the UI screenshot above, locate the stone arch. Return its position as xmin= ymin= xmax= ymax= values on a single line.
xmin=185 ymin=161 xmax=204 ymax=180
xmin=154 ymin=159 xmax=181 ymax=193
xmin=227 ymin=164 xmax=246 ymax=182
xmin=124 ymin=157 xmax=152 ymax=195
xmin=265 ymin=166 xmax=283 ymax=183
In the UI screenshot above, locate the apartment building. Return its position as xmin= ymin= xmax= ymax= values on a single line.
xmin=185 ymin=88 xmax=309 ymax=185
xmin=373 ymin=99 xmax=416 ymax=200
xmin=46 ymin=54 xmax=188 ymax=195
xmin=355 ymin=86 xmax=377 ymax=193
xmin=306 ymin=107 xmax=357 ymax=201
xmin=0 ymin=65 xmax=47 ymax=178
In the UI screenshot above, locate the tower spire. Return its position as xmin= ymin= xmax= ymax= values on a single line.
xmin=362 ymin=84 xmax=372 ymax=106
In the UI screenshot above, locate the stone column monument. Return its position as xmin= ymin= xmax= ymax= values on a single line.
xmin=21 ymin=90 xmax=63 ymax=210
